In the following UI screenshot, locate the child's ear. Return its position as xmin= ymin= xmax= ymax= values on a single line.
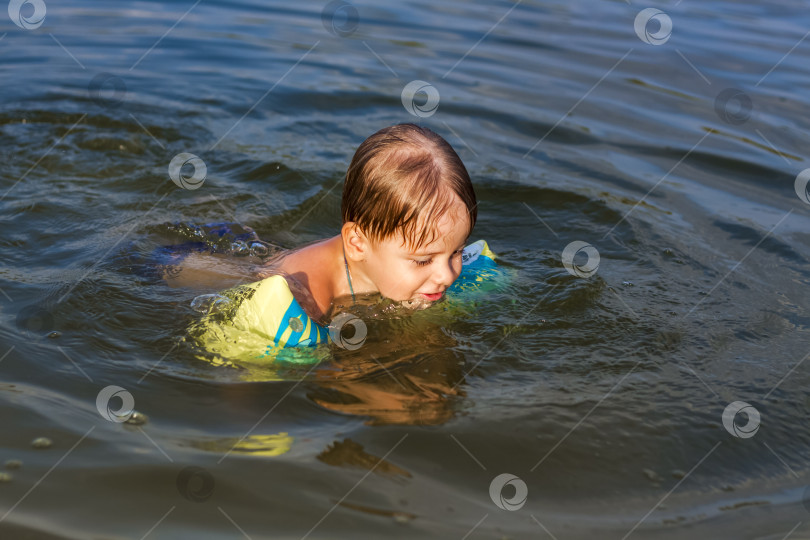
xmin=341 ymin=222 xmax=367 ymax=261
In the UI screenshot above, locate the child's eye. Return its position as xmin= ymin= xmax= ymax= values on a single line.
xmin=412 ymin=249 xmax=463 ymax=267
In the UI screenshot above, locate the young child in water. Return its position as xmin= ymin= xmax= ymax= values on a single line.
xmin=258 ymin=123 xmax=478 ymax=324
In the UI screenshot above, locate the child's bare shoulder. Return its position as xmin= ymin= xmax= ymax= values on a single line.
xmin=258 ymin=239 xmax=336 ymax=322
xmin=269 ymin=239 xmax=329 ymax=275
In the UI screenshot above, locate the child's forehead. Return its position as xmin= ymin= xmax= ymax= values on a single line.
xmin=396 ymin=208 xmax=471 ymax=252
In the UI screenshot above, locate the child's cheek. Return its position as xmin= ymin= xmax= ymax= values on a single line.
xmin=401 ymin=264 xmax=420 ymax=295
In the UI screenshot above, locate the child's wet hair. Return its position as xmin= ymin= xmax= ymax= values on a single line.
xmin=341 ymin=123 xmax=477 ymax=251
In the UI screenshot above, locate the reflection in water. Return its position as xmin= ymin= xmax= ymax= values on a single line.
xmin=317 ymin=439 xmax=411 ymax=477
xmin=333 ymin=501 xmax=416 ymax=523
xmin=184 ymin=432 xmax=294 ymax=457
xmin=309 ymin=314 xmax=468 ymax=427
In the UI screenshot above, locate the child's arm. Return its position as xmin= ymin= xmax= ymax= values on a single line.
xmin=162 ymin=252 xmax=263 ymax=290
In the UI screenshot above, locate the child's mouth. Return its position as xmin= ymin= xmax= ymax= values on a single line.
xmin=419 ymin=292 xmax=443 ymax=301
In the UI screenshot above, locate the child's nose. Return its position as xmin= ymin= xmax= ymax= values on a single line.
xmin=433 ymin=260 xmax=457 ymax=288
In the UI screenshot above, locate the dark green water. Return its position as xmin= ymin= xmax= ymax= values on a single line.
xmin=2 ymin=1 xmax=810 ymax=538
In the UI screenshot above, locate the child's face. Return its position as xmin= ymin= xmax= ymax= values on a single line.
xmin=362 ymin=196 xmax=471 ymax=304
